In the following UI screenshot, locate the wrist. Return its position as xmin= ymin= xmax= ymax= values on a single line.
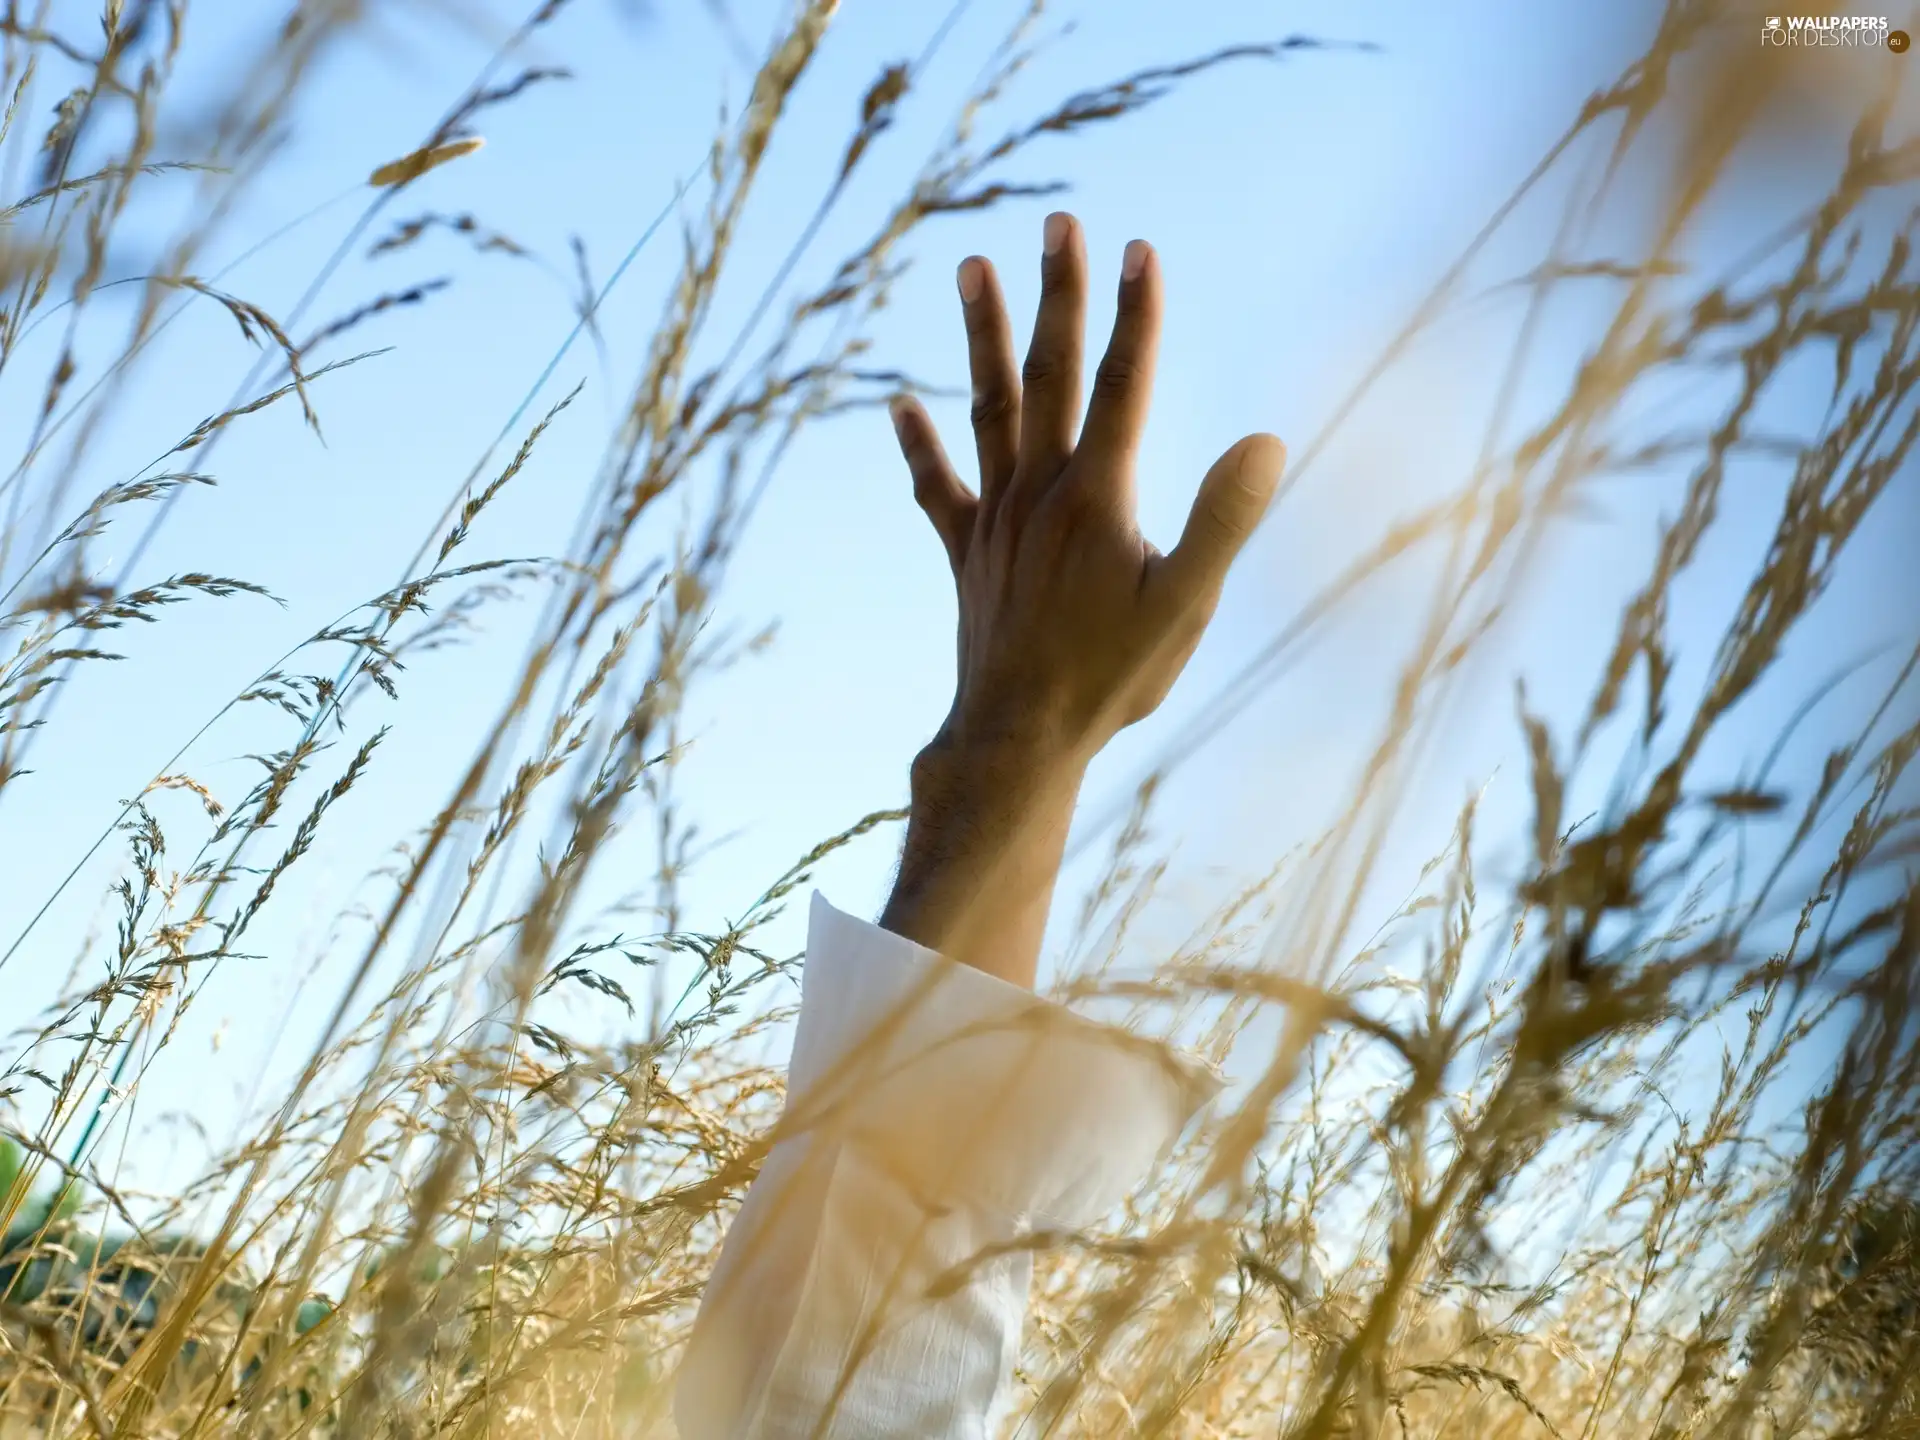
xmin=909 ymin=725 xmax=1090 ymax=814
xmin=879 ymin=730 xmax=1086 ymax=989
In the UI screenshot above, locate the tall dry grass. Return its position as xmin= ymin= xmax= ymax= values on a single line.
xmin=1 ymin=1 xmax=1917 ymax=1437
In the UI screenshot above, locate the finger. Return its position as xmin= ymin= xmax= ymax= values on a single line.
xmin=1014 ymin=210 xmax=1088 ymax=495
xmin=1153 ymin=433 xmax=1285 ymax=610
xmin=890 ymin=394 xmax=977 ymax=571
xmin=1074 ymin=239 xmax=1162 ymax=514
xmin=957 ymin=256 xmax=1020 ymax=513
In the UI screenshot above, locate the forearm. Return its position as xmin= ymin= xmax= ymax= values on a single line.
xmin=878 ymin=735 xmax=1087 ymax=990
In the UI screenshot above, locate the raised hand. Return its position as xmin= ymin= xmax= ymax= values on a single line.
xmin=889 ymin=210 xmax=1282 ymax=767
xmin=880 ymin=210 xmax=1284 ymax=987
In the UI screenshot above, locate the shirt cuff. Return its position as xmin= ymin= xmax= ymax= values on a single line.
xmin=781 ymin=892 xmax=1220 ymax=1229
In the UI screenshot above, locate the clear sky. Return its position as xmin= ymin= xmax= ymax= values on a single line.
xmin=3 ymin=0 xmax=1915 ymax=1206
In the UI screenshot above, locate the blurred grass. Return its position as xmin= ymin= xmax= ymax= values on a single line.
xmin=2 ymin=1 xmax=1918 ymax=1436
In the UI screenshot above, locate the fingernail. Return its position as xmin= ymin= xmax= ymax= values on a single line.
xmin=1122 ymin=239 xmax=1149 ymax=281
xmin=956 ymin=257 xmax=984 ymax=303
xmin=888 ymin=394 xmax=912 ymax=438
xmin=1043 ymin=211 xmax=1070 ymax=256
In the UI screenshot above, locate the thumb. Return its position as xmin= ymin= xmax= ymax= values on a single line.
xmin=1157 ymin=433 xmax=1284 ymax=608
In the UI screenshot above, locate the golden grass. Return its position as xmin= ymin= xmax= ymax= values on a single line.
xmin=2 ymin=1 xmax=1918 ymax=1436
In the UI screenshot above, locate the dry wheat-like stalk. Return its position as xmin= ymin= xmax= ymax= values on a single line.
xmin=0 ymin=3 xmax=1916 ymax=1439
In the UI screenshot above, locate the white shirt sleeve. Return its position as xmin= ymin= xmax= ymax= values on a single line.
xmin=673 ymin=892 xmax=1219 ymax=1439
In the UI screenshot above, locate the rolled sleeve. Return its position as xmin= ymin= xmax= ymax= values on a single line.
xmin=674 ymin=892 xmax=1218 ymax=1439
xmin=788 ymin=892 xmax=1219 ymax=1226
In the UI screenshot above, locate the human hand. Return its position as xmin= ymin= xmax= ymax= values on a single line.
xmin=889 ymin=211 xmax=1285 ymax=778
xmin=877 ymin=211 xmax=1283 ymax=987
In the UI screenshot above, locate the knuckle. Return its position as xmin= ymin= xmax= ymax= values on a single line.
xmin=1203 ymin=499 xmax=1243 ymax=547
xmin=1020 ymin=352 xmax=1059 ymax=390
xmin=970 ymin=389 xmax=1015 ymax=429
xmin=1092 ymin=355 xmax=1140 ymax=401
xmin=909 ymin=468 xmax=945 ymax=509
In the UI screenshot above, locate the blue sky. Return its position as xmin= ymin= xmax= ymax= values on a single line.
xmin=3 ymin=0 xmax=1916 ymax=1205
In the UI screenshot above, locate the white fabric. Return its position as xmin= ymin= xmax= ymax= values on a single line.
xmin=674 ymin=892 xmax=1218 ymax=1438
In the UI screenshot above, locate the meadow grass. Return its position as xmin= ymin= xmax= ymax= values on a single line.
xmin=1 ymin=1 xmax=1917 ymax=1436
